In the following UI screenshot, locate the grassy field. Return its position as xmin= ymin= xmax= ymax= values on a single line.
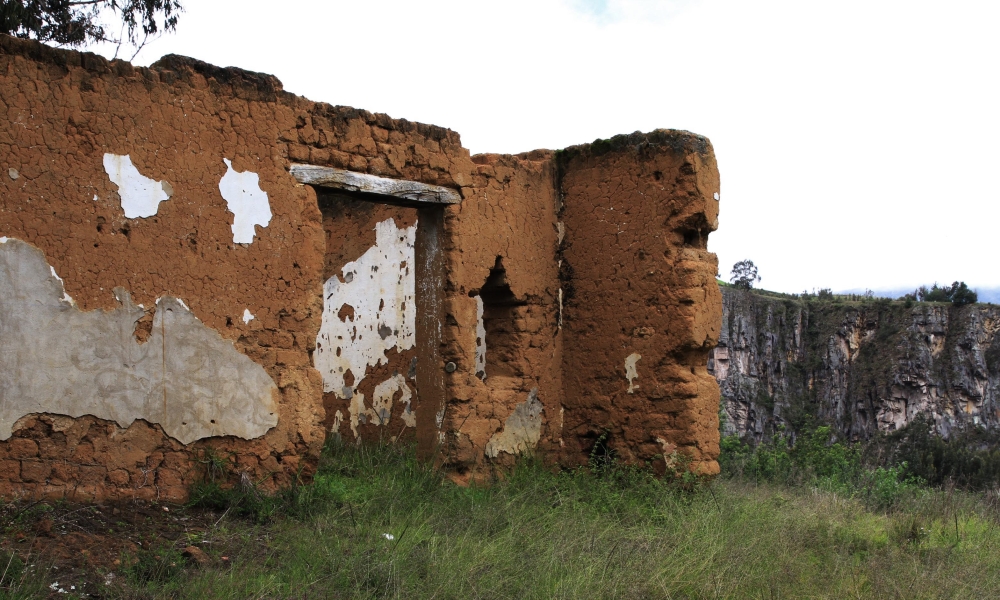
xmin=4 ymin=438 xmax=1000 ymax=599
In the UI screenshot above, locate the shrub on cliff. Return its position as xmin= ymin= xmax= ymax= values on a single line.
xmin=917 ymin=281 xmax=978 ymax=305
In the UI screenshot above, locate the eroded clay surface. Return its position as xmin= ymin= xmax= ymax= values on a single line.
xmin=558 ymin=131 xmax=723 ymax=475
xmin=0 ymin=238 xmax=279 ymax=444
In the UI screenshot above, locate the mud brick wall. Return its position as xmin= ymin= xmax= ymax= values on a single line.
xmin=0 ymin=34 xmax=723 ymax=499
xmin=557 ymin=132 xmax=723 ymax=474
xmin=438 ymin=151 xmax=563 ymax=480
xmin=0 ymin=36 xmax=473 ymax=501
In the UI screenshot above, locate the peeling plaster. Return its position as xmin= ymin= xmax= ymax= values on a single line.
xmin=375 ymin=374 xmax=414 ymax=426
xmin=0 ymin=238 xmax=278 ymax=444
xmin=103 ymin=154 xmax=172 ymax=219
xmin=625 ymin=352 xmax=641 ymax=394
xmin=348 ymin=392 xmax=367 ymax=439
xmin=315 ymin=218 xmax=416 ymax=399
xmin=474 ymin=295 xmax=486 ymax=379
xmin=557 ymin=288 xmax=564 ymax=330
xmin=219 ymin=158 xmax=272 ymax=244
xmin=331 ymin=410 xmax=344 ymax=439
xmin=485 ymin=388 xmax=543 ymax=458
xmin=557 ymin=406 xmax=565 ymax=447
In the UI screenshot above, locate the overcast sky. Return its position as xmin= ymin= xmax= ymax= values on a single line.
xmin=88 ymin=0 xmax=1000 ymax=294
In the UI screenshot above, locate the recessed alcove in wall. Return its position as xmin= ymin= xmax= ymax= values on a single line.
xmin=472 ymin=257 xmax=528 ymax=380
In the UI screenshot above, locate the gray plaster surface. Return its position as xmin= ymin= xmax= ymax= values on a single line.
xmin=0 ymin=238 xmax=278 ymax=443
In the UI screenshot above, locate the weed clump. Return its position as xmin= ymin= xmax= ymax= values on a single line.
xmin=720 ymin=425 xmax=925 ymax=509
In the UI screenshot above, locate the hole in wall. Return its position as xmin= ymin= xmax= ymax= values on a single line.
xmin=475 ymin=256 xmax=528 ymax=379
xmin=681 ymin=228 xmax=706 ymax=250
xmin=588 ymin=432 xmax=617 ymax=471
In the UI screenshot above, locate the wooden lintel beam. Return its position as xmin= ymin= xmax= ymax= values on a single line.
xmin=289 ymin=164 xmax=462 ymax=205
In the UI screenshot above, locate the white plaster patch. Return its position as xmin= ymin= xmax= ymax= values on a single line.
xmin=401 ymin=401 xmax=417 ymax=428
xmin=370 ymin=374 xmax=414 ymax=427
xmin=557 ymin=288 xmax=564 ymax=330
xmin=556 ymin=221 xmax=566 ymax=246
xmin=243 ymin=308 xmax=255 ymax=324
xmin=348 ymin=392 xmax=366 ymax=439
xmin=48 ymin=266 xmax=74 ymax=305
xmin=331 ymin=409 xmax=344 ymax=440
xmin=713 ymin=192 xmax=720 ymax=200
xmin=474 ymin=295 xmax=486 ymax=379
xmin=314 ymin=218 xmax=416 ymax=399
xmin=436 ymin=406 xmax=445 ymax=430
xmin=219 ymin=158 xmax=272 ymax=244
xmin=0 ymin=237 xmax=278 ymax=444
xmin=558 ymin=406 xmax=565 ymax=447
xmin=103 ymin=154 xmax=172 ymax=218
xmin=625 ymin=352 xmax=642 ymax=394
xmin=485 ymin=388 xmax=543 ymax=458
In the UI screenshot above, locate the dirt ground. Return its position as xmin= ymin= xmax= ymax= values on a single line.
xmin=0 ymin=498 xmax=234 ymax=598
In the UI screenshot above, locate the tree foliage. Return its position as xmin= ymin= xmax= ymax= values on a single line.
xmin=0 ymin=0 xmax=181 ymax=51
xmin=916 ymin=281 xmax=977 ymax=306
xmin=730 ymin=260 xmax=761 ymax=290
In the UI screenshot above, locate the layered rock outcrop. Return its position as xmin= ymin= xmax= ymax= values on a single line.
xmin=712 ymin=287 xmax=1000 ymax=443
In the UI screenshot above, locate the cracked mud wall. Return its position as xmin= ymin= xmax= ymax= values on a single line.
xmin=0 ymin=35 xmax=475 ymax=500
xmin=438 ymin=151 xmax=563 ymax=478
xmin=0 ymin=34 xmax=725 ymax=491
xmin=557 ymin=131 xmax=723 ymax=475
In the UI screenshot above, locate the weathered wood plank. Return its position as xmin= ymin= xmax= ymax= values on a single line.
xmin=289 ymin=164 xmax=462 ymax=204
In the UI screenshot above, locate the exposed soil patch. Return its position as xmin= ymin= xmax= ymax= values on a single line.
xmin=0 ymin=498 xmax=234 ymax=598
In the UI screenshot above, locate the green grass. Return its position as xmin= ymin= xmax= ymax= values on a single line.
xmin=41 ymin=440 xmax=998 ymax=599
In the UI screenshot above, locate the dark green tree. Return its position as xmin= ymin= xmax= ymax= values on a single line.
xmin=729 ymin=259 xmax=761 ymax=290
xmin=950 ymin=281 xmax=978 ymax=306
xmin=917 ymin=281 xmax=977 ymax=306
xmin=0 ymin=0 xmax=181 ymax=54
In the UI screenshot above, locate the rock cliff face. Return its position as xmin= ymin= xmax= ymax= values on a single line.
xmin=710 ymin=287 xmax=1000 ymax=443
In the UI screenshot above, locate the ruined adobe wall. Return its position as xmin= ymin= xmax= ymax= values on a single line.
xmin=435 ymin=136 xmax=723 ymax=476
xmin=0 ymin=36 xmax=474 ymax=500
xmin=557 ymin=132 xmax=723 ymax=474
xmin=0 ymin=35 xmax=724 ymax=497
xmin=438 ymin=151 xmax=563 ymax=479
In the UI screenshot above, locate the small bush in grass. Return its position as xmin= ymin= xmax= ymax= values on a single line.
xmin=122 ymin=544 xmax=184 ymax=586
xmin=721 ymin=425 xmax=924 ymax=508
